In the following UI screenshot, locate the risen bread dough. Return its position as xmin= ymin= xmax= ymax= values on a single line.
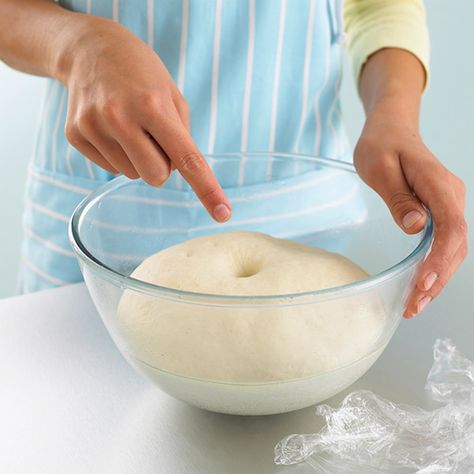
xmin=117 ymin=231 xmax=385 ymax=383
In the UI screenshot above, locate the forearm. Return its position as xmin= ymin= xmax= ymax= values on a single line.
xmin=0 ymin=0 xmax=107 ymax=81
xmin=355 ymin=47 xmax=466 ymax=319
xmin=359 ymin=48 xmax=426 ymax=129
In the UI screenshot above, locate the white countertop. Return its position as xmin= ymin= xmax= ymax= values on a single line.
xmin=0 ymin=255 xmax=473 ymax=473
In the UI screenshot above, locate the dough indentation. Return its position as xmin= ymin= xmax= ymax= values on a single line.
xmin=236 ymin=262 xmax=260 ymax=278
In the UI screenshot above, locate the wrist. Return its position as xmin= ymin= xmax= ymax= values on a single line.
xmin=49 ymin=14 xmax=120 ymax=84
xmin=359 ymin=49 xmax=424 ymax=131
xmin=366 ymin=94 xmax=421 ymax=132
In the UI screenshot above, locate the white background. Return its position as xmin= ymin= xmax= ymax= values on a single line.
xmin=0 ymin=0 xmax=473 ymax=298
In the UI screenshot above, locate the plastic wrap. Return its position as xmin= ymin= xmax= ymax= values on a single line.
xmin=275 ymin=339 xmax=474 ymax=473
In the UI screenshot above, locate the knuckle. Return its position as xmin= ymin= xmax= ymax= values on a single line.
xmin=452 ymin=218 xmax=468 ymax=238
xmin=353 ymin=137 xmax=371 ymax=159
xmin=353 ymin=140 xmax=372 ymax=173
xmin=354 ymin=137 xmax=377 ymax=158
xmin=101 ymin=99 xmax=132 ymax=137
xmin=179 ymin=151 xmax=205 ymax=174
xmin=200 ymin=187 xmax=220 ymax=201
xmin=357 ymin=154 xmax=394 ymax=186
xmin=389 ymin=192 xmax=416 ymax=213
xmin=77 ymin=106 xmax=96 ymax=131
xmin=142 ymin=169 xmax=170 ymax=187
xmin=123 ymin=169 xmax=140 ymax=180
xmin=118 ymin=160 xmax=139 ymax=179
xmin=141 ymin=93 xmax=167 ymax=117
xmin=101 ymin=98 xmax=121 ymax=123
xmin=64 ymin=122 xmax=81 ymax=146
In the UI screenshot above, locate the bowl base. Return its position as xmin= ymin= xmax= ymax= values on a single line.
xmin=127 ymin=346 xmax=386 ymax=416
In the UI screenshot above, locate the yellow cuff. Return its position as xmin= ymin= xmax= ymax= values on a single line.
xmin=351 ymin=25 xmax=430 ymax=90
xmin=344 ymin=0 xmax=430 ymax=91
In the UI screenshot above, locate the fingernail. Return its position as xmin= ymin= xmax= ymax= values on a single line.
xmin=423 ymin=272 xmax=438 ymax=291
xmin=213 ymin=204 xmax=231 ymax=222
xmin=417 ymin=295 xmax=432 ymax=313
xmin=402 ymin=210 xmax=423 ymax=229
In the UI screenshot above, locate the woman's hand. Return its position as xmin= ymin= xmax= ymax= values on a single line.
xmin=55 ymin=16 xmax=231 ymax=222
xmin=0 ymin=1 xmax=230 ymax=221
xmin=354 ymin=103 xmax=467 ymax=318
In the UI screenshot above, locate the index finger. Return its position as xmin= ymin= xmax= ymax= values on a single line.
xmin=147 ymin=111 xmax=231 ymax=222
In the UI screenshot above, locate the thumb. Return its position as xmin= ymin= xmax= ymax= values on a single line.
xmin=367 ymin=161 xmax=427 ymax=234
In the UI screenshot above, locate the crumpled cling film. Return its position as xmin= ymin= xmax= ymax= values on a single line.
xmin=274 ymin=339 xmax=474 ymax=473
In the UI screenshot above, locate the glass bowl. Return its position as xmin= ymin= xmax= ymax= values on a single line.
xmin=69 ymin=153 xmax=433 ymax=415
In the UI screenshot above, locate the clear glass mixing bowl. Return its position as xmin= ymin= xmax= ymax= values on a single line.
xmin=69 ymin=153 xmax=433 ymax=415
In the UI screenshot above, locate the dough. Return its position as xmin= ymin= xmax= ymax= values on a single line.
xmin=117 ymin=231 xmax=385 ymax=383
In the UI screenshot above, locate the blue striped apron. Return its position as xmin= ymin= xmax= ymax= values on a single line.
xmin=20 ymin=0 xmax=358 ymax=293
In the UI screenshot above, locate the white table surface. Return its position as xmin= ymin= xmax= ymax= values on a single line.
xmin=1 ymin=250 xmax=473 ymax=473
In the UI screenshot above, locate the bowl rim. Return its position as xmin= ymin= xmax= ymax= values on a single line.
xmin=69 ymin=153 xmax=434 ymax=305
